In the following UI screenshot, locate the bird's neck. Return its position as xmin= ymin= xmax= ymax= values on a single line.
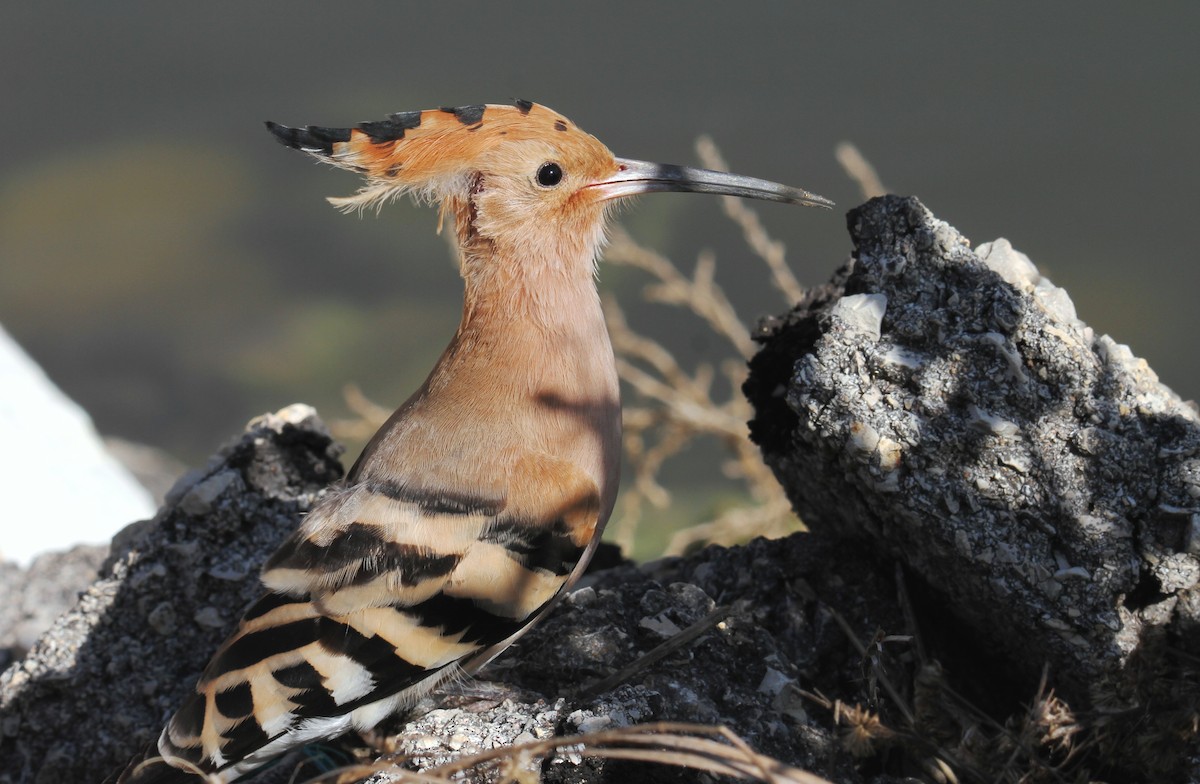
xmin=453 ymin=245 xmax=617 ymax=414
xmin=459 ymin=233 xmax=601 ymax=322
xmin=351 ymin=243 xmax=621 ymax=519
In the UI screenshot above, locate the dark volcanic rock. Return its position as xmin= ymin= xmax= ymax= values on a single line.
xmin=746 ymin=195 xmax=1200 ymax=778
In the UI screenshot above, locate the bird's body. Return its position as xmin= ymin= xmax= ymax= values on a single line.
xmin=117 ymin=101 xmax=829 ymax=783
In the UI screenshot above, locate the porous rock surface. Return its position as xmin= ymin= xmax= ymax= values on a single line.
xmin=0 ymin=545 xmax=109 ymax=670
xmin=746 ymin=195 xmax=1200 ymax=712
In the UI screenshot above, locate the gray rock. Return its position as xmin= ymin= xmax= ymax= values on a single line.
xmin=746 ymin=195 xmax=1200 ymax=777
xmin=0 ymin=545 xmax=109 ymax=667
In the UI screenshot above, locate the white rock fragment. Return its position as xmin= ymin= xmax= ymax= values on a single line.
xmin=249 ymin=403 xmax=326 ymax=434
xmin=831 ymin=293 xmax=887 ymax=341
xmin=881 ymin=345 xmax=924 ymax=369
xmin=977 ymin=238 xmax=1039 ymax=290
xmin=877 ymin=436 xmax=902 ymax=472
xmin=575 ymin=714 xmax=614 ymax=734
xmin=847 ymin=421 xmax=881 ymax=455
xmin=977 ymin=238 xmax=1081 ymax=325
xmin=1095 ymin=336 xmax=1144 ymax=377
xmin=757 ymin=667 xmax=792 ymax=696
xmin=860 ymin=386 xmax=883 ymax=409
xmin=1042 ymin=617 xmax=1072 ymax=632
xmin=179 ymin=471 xmax=240 ymax=516
xmin=968 ymin=405 xmax=1020 ymax=437
xmin=1075 ymin=514 xmax=1132 ymax=539
xmin=193 ymin=606 xmax=226 ymax=628
xmin=638 ymin=614 xmax=682 ymax=638
xmin=999 ymin=453 xmax=1032 ymax=473
xmin=1041 ymin=322 xmax=1080 ymax=346
xmin=978 ymin=332 xmax=1027 ymax=381
xmin=1034 ymin=277 xmax=1079 ymax=323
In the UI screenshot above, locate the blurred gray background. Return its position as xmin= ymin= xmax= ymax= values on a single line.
xmin=2 ymin=4 xmax=1197 ymax=530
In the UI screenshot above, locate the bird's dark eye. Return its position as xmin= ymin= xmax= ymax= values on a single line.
xmin=536 ymin=162 xmax=564 ymax=187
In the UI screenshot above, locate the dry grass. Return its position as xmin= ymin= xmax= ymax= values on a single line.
xmin=800 ymin=621 xmax=1094 ymax=784
xmin=279 ymin=723 xmax=834 ymax=784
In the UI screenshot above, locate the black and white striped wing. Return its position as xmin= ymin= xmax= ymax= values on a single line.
xmin=156 ymin=474 xmax=595 ymax=781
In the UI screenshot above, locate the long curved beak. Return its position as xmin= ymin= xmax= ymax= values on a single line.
xmin=589 ymin=157 xmax=833 ymax=208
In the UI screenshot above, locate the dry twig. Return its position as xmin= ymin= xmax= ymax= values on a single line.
xmin=579 ymin=604 xmax=732 ymax=699
xmin=329 ymin=383 xmax=392 ymax=442
xmin=834 ymin=141 xmax=887 ymax=201
xmin=695 ymin=136 xmax=806 ymax=304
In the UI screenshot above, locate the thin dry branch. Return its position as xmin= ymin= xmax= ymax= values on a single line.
xmin=329 ymin=383 xmax=392 ymax=442
xmin=664 ymin=496 xmax=796 ymax=557
xmin=603 ymin=292 xmax=797 ymax=555
xmin=694 ymin=135 xmax=805 ymax=304
xmin=604 ymin=229 xmax=755 ymax=360
xmin=834 ymin=141 xmax=887 ymax=201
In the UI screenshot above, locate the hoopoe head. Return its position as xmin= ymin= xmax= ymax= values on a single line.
xmin=267 ymin=100 xmax=831 ymax=282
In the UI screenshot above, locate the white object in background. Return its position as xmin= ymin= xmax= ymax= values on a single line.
xmin=0 ymin=325 xmax=155 ymax=565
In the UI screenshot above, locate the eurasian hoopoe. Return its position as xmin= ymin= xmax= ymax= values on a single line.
xmin=117 ymin=101 xmax=831 ymax=783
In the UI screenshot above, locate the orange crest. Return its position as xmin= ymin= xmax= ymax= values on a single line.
xmin=266 ymin=100 xmax=600 ymax=212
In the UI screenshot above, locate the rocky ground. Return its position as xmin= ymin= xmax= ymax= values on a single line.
xmin=2 ymin=197 xmax=1197 ymax=783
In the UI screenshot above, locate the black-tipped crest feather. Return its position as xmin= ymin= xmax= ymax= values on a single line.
xmin=264 ymin=121 xmax=350 ymax=154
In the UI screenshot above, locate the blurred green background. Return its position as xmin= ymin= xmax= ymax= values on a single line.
xmin=2 ymin=4 xmax=1197 ymax=547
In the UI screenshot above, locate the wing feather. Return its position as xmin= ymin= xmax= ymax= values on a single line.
xmin=158 ymin=458 xmax=600 ymax=781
